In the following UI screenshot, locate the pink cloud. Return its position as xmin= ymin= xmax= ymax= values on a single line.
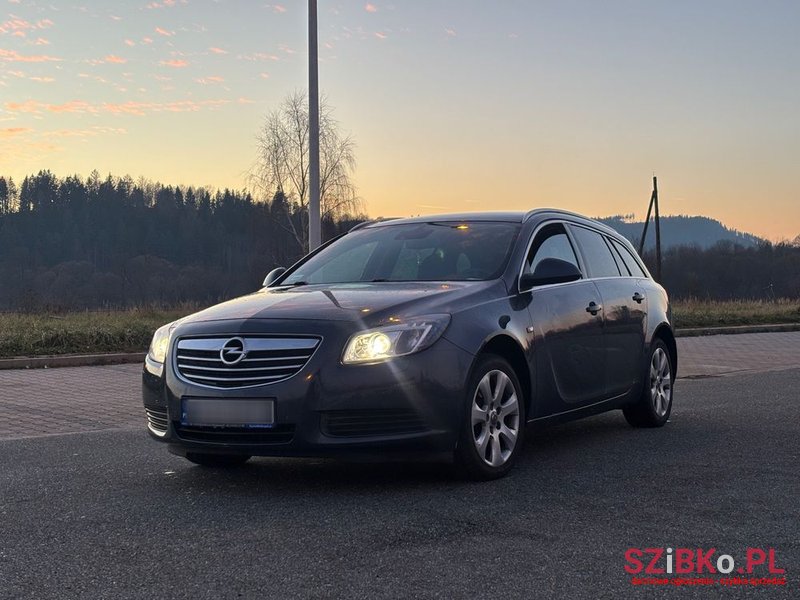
xmin=374 ymin=31 xmax=387 ymax=40
xmin=259 ymin=72 xmax=270 ymax=79
xmin=147 ymin=0 xmax=186 ymax=8
xmin=141 ymin=37 xmax=154 ymax=44
xmin=4 ymin=98 xmax=232 ymax=116
xmin=0 ymin=127 xmax=31 ymax=138
xmin=195 ymin=75 xmax=224 ymax=84
xmin=155 ymin=26 xmax=173 ymax=36
xmin=104 ymin=55 xmax=127 ymax=64
xmin=0 ymin=48 xmax=62 ymax=62
xmin=159 ymin=58 xmax=188 ymax=67
xmin=267 ymin=4 xmax=286 ymax=13
xmin=124 ymin=39 xmax=136 ymax=46
xmin=238 ymin=52 xmax=279 ymax=62
xmin=0 ymin=18 xmax=28 ymax=35
xmin=34 ymin=37 xmax=50 ymax=45
xmin=445 ymin=28 xmax=456 ymax=37
xmin=45 ymin=126 xmax=127 ymax=138
xmin=29 ymin=75 xmax=55 ymax=82
xmin=365 ymin=3 xmax=377 ymax=13
xmin=209 ymin=46 xmax=227 ymax=54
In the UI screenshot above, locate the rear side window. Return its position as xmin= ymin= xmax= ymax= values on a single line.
xmin=610 ymin=238 xmax=647 ymax=278
xmin=569 ymin=226 xmax=621 ymax=278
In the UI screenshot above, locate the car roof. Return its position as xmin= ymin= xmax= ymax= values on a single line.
xmin=360 ymin=208 xmax=620 ymax=237
xmin=363 ymin=211 xmax=527 ymax=226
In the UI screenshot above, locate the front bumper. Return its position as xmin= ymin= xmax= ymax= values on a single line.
xmin=142 ymin=319 xmax=474 ymax=460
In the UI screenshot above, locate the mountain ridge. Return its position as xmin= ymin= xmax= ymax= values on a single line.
xmin=596 ymin=214 xmax=765 ymax=250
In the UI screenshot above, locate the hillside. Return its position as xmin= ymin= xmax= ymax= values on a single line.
xmin=598 ymin=215 xmax=763 ymax=250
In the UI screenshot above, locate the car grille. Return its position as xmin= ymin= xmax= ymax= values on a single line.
xmin=321 ymin=409 xmax=427 ymax=438
xmin=175 ymin=336 xmax=321 ymax=389
xmin=174 ymin=424 xmax=295 ymax=445
xmin=146 ymin=407 xmax=169 ymax=436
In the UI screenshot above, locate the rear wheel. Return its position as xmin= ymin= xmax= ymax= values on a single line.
xmin=184 ymin=452 xmax=251 ymax=467
xmin=455 ymin=354 xmax=526 ymax=480
xmin=623 ymin=339 xmax=674 ymax=428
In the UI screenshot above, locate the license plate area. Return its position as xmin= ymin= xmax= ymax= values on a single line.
xmin=181 ymin=397 xmax=275 ymax=428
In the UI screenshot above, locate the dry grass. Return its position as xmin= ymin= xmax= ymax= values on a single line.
xmin=0 ymin=299 xmax=798 ymax=358
xmin=0 ymin=308 xmax=189 ymax=358
xmin=672 ymin=298 xmax=800 ymax=328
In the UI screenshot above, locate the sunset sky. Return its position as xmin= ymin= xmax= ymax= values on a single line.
xmin=1 ymin=0 xmax=799 ymax=240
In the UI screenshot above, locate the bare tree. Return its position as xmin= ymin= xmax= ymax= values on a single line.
xmin=253 ymin=91 xmax=360 ymax=252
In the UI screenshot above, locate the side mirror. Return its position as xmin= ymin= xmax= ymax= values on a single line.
xmin=262 ymin=267 xmax=286 ymax=288
xmin=519 ymin=258 xmax=581 ymax=291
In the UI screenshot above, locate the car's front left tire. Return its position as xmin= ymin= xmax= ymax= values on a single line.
xmin=455 ymin=354 xmax=526 ymax=480
xmin=184 ymin=452 xmax=251 ymax=467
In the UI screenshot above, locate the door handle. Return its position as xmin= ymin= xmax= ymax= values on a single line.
xmin=632 ymin=292 xmax=645 ymax=304
xmin=586 ymin=301 xmax=603 ymax=315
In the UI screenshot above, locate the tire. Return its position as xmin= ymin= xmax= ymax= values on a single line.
xmin=185 ymin=452 xmax=251 ymax=467
xmin=623 ymin=338 xmax=674 ymax=428
xmin=455 ymin=354 xmax=526 ymax=480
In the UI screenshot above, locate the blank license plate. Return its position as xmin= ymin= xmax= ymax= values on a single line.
xmin=181 ymin=398 xmax=275 ymax=428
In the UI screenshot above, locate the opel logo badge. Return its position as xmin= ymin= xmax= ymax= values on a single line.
xmin=220 ymin=337 xmax=247 ymax=365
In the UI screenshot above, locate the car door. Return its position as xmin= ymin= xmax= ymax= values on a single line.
xmin=523 ymin=223 xmax=607 ymax=414
xmin=568 ymin=225 xmax=646 ymax=398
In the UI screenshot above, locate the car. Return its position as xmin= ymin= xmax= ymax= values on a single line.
xmin=142 ymin=209 xmax=676 ymax=480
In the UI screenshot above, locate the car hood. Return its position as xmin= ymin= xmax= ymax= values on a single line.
xmin=180 ymin=281 xmax=497 ymax=325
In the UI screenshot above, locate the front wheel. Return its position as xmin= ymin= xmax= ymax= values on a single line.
xmin=623 ymin=339 xmax=674 ymax=428
xmin=455 ymin=354 xmax=526 ymax=480
xmin=184 ymin=452 xmax=251 ymax=468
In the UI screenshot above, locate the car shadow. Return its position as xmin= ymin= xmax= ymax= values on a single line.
xmin=154 ymin=411 xmax=636 ymax=496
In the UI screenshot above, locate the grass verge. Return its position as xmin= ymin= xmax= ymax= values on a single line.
xmin=0 ymin=309 xmax=188 ymax=358
xmin=671 ymin=298 xmax=800 ymax=328
xmin=0 ymin=299 xmax=799 ymax=358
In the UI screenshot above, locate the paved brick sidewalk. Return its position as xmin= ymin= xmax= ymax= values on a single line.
xmin=677 ymin=331 xmax=800 ymax=378
xmin=0 ymin=363 xmax=142 ymax=440
xmin=0 ymin=332 xmax=798 ymax=441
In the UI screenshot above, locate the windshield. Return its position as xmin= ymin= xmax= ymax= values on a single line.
xmin=282 ymin=221 xmax=521 ymax=285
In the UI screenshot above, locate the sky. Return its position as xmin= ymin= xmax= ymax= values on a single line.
xmin=1 ymin=1 xmax=799 ymax=241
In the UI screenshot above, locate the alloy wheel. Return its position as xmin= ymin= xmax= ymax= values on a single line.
xmin=650 ymin=347 xmax=672 ymax=417
xmin=471 ymin=370 xmax=520 ymax=467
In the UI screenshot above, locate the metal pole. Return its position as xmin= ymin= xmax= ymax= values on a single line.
xmin=308 ymin=0 xmax=321 ymax=251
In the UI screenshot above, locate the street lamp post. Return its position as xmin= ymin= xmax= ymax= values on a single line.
xmin=308 ymin=0 xmax=321 ymax=251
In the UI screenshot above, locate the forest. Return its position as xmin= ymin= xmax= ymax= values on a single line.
xmin=0 ymin=171 xmax=798 ymax=311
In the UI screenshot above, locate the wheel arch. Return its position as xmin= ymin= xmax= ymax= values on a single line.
xmin=475 ymin=334 xmax=533 ymax=417
xmin=652 ymin=323 xmax=678 ymax=377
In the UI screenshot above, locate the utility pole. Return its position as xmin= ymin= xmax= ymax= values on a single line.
xmin=652 ymin=176 xmax=662 ymax=282
xmin=638 ymin=176 xmax=662 ymax=282
xmin=308 ymin=0 xmax=321 ymax=251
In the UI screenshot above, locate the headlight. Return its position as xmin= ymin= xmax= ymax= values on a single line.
xmin=342 ymin=314 xmax=450 ymax=364
xmin=148 ymin=322 xmax=176 ymax=364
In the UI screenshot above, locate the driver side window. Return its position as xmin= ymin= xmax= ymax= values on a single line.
xmin=525 ymin=224 xmax=581 ymax=275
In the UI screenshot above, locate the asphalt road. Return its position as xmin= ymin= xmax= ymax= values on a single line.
xmin=1 ymin=367 xmax=798 ymax=599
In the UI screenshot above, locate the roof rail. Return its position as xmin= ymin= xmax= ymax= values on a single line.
xmin=349 ymin=217 xmax=400 ymax=232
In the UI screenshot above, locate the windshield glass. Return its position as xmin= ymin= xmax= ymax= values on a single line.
xmin=282 ymin=222 xmax=521 ymax=285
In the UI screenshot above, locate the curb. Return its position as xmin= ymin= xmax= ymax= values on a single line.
xmin=675 ymin=323 xmax=800 ymax=337
xmin=0 ymin=352 xmax=146 ymax=370
xmin=0 ymin=323 xmax=798 ymax=370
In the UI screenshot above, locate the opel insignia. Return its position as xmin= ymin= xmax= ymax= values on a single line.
xmin=142 ymin=209 xmax=676 ymax=479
